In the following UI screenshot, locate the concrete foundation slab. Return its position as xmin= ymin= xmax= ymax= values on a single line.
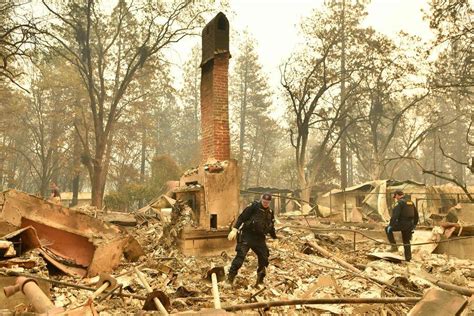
xmin=178 ymin=228 xmax=234 ymax=256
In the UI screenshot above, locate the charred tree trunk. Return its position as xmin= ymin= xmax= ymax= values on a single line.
xmin=138 ymin=129 xmax=146 ymax=209
xmin=71 ymin=175 xmax=79 ymax=207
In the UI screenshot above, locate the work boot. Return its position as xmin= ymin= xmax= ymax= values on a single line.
xmin=227 ymin=273 xmax=236 ymax=285
xmin=255 ymin=272 xmax=265 ymax=288
xmin=388 ymin=245 xmax=398 ymax=252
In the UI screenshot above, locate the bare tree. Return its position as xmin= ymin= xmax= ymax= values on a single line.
xmin=416 ymin=0 xmax=474 ymax=192
xmin=280 ymin=3 xmax=368 ymax=203
xmin=230 ymin=31 xmax=277 ymax=188
xmin=33 ymin=0 xmax=215 ymax=207
xmin=281 ymin=53 xmax=347 ymax=203
xmin=428 ymin=0 xmax=473 ymax=92
xmin=4 ymin=59 xmax=76 ymax=196
xmin=416 ymin=117 xmax=474 ymax=201
xmin=0 ymin=1 xmax=35 ymax=89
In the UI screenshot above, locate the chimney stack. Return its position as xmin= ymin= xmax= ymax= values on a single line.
xmin=200 ymin=12 xmax=231 ymax=162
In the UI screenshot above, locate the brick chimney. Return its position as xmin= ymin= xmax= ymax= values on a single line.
xmin=173 ymin=13 xmax=240 ymax=256
xmin=200 ymin=12 xmax=231 ymax=162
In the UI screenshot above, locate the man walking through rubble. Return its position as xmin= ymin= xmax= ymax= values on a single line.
xmin=227 ymin=192 xmax=277 ymax=287
xmin=385 ymin=190 xmax=419 ymax=262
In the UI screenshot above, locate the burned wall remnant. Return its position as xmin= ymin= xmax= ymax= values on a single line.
xmin=171 ymin=12 xmax=240 ymax=256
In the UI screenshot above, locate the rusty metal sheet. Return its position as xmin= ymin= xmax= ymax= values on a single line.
xmin=87 ymin=238 xmax=128 ymax=277
xmin=39 ymin=248 xmax=87 ymax=277
xmin=408 ymin=288 xmax=467 ymax=316
xmin=22 ymin=218 xmax=94 ymax=267
xmin=2 ymin=226 xmax=42 ymax=252
xmin=0 ymin=190 xmax=139 ymax=277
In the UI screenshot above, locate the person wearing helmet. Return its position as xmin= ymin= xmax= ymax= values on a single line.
xmin=227 ymin=192 xmax=277 ymax=286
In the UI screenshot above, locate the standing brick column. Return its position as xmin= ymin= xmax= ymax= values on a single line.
xmin=200 ymin=13 xmax=231 ymax=162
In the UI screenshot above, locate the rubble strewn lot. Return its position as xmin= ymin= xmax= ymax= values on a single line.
xmin=1 ymin=191 xmax=473 ymax=315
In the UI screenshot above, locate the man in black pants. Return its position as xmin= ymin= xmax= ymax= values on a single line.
xmin=385 ymin=190 xmax=419 ymax=262
xmin=227 ymin=193 xmax=277 ymax=286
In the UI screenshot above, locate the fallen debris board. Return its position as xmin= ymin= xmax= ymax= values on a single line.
xmin=414 ymin=269 xmax=474 ymax=296
xmin=102 ymin=212 xmax=137 ymax=226
xmin=0 ymin=258 xmax=38 ymax=269
xmin=408 ymin=288 xmax=467 ymax=316
xmin=367 ymin=252 xmax=405 ymax=263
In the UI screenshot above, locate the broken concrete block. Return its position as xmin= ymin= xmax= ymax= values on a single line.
xmin=123 ymin=236 xmax=145 ymax=262
xmin=0 ymin=240 xmax=15 ymax=257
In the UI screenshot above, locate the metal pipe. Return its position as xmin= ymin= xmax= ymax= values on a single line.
xmin=22 ymin=278 xmax=58 ymax=313
xmin=89 ymin=282 xmax=110 ymax=301
xmin=211 ymin=272 xmax=221 ymax=309
xmin=223 ymin=297 xmax=421 ymax=312
xmin=134 ymin=267 xmax=169 ymax=315
xmin=5 ymin=271 xmax=147 ymax=300
xmin=4 ymin=277 xmax=64 ymax=313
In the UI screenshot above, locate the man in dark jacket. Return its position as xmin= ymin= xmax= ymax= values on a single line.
xmin=386 ymin=190 xmax=419 ymax=261
xmin=227 ymin=192 xmax=277 ymax=286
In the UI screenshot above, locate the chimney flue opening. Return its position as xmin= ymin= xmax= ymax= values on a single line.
xmin=210 ymin=214 xmax=217 ymax=229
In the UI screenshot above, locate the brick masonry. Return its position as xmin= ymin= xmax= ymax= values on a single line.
xmin=200 ymin=52 xmax=231 ymax=162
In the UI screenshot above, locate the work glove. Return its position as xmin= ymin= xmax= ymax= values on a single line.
xmin=227 ymin=228 xmax=238 ymax=241
xmin=386 ymin=226 xmax=393 ymax=234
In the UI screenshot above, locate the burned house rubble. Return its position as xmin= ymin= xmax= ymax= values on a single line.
xmin=1 ymin=12 xmax=473 ymax=316
xmin=1 ymin=188 xmax=473 ymax=314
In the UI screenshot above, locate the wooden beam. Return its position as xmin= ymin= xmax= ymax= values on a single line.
xmin=306 ymin=241 xmax=362 ymax=274
xmin=224 ymin=297 xmax=421 ymax=312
